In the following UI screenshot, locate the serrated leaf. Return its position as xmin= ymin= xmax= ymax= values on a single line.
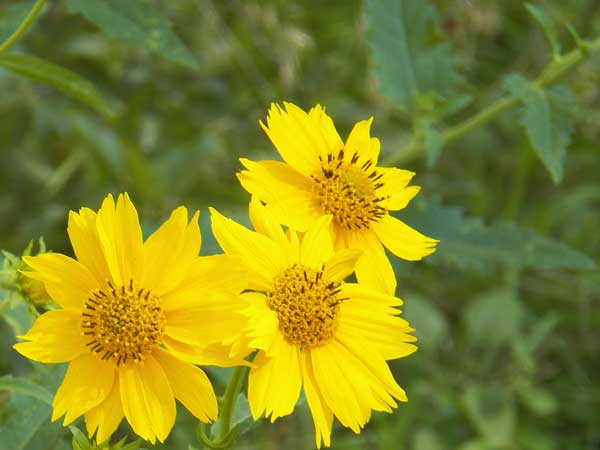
xmin=65 ymin=0 xmax=198 ymax=69
xmin=525 ymin=4 xmax=560 ymax=57
xmin=424 ymin=125 xmax=444 ymax=167
xmin=0 ymin=53 xmax=114 ymax=118
xmin=504 ymin=74 xmax=576 ymax=183
xmin=366 ymin=0 xmax=462 ymax=111
xmin=0 ymin=375 xmax=53 ymax=405
xmin=396 ymin=199 xmax=595 ymax=272
xmin=463 ymin=384 xmax=515 ymax=447
xmin=0 ymin=0 xmax=36 ymax=43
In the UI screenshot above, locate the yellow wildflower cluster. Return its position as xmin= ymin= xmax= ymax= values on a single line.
xmin=13 ymin=103 xmax=437 ymax=447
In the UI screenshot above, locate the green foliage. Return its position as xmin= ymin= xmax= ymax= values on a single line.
xmin=397 ymin=199 xmax=595 ymax=271
xmin=0 ymin=53 xmax=114 ymax=118
xmin=366 ymin=0 xmax=462 ymax=112
xmin=505 ymin=75 xmax=577 ymax=183
xmin=525 ymin=3 xmax=561 ymax=57
xmin=65 ymin=0 xmax=199 ymax=69
xmin=0 ymin=0 xmax=36 ymax=42
xmin=0 ymin=374 xmax=53 ymax=405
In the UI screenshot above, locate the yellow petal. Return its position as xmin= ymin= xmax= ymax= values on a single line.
xmin=373 ymin=215 xmax=438 ymax=261
xmin=248 ymin=334 xmax=302 ymax=422
xmin=260 ymin=102 xmax=342 ymax=176
xmin=238 ymin=159 xmax=321 ymax=232
xmin=385 ymin=185 xmax=420 ymax=211
xmin=154 ymin=349 xmax=218 ymax=423
xmin=248 ymin=196 xmax=288 ymax=244
xmin=67 ymin=208 xmax=111 ymax=283
xmin=348 ymin=229 xmax=397 ymax=295
xmin=301 ymin=350 xmax=333 ymax=448
xmin=377 ymin=168 xmax=416 ymax=207
xmin=300 ymin=216 xmax=334 ymax=269
xmin=22 ymin=253 xmax=97 ymax=309
xmin=310 ymin=342 xmax=371 ymax=432
xmin=142 ymin=207 xmax=201 ymax=295
xmin=242 ymin=292 xmax=280 ymax=354
xmin=161 ymin=254 xmax=247 ymax=311
xmin=210 ymin=207 xmax=289 ymax=289
xmin=162 ymin=336 xmax=252 ymax=368
xmin=322 ymin=248 xmax=362 ymax=282
xmin=85 ymin=375 xmax=124 ymax=444
xmin=164 ymin=294 xmax=248 ymax=346
xmin=95 ymin=193 xmax=144 ymax=286
xmin=119 ymin=355 xmax=176 ymax=444
xmin=335 ymin=328 xmax=408 ymax=404
xmin=14 ymin=309 xmax=87 ymax=363
xmin=344 ymin=117 xmax=381 ymax=165
xmin=338 ymin=294 xmax=417 ymax=360
xmin=52 ymin=354 xmax=115 ymax=425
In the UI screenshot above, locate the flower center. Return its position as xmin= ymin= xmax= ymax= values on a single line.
xmin=81 ymin=280 xmax=165 ymax=365
xmin=267 ymin=264 xmax=344 ymax=348
xmin=312 ymin=150 xmax=387 ymax=230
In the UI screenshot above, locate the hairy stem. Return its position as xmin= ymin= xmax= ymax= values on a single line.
xmin=382 ymin=38 xmax=600 ymax=166
xmin=0 ymin=0 xmax=47 ymax=53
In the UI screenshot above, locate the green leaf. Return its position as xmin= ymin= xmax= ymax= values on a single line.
xmin=403 ymin=294 xmax=448 ymax=350
xmin=516 ymin=384 xmax=558 ymax=416
xmin=504 ymin=74 xmax=577 ymax=183
xmin=0 ymin=53 xmax=114 ymax=118
xmin=0 ymin=375 xmax=53 ymax=405
xmin=413 ymin=428 xmax=445 ymax=450
xmin=0 ymin=365 xmax=65 ymax=450
xmin=464 ymin=288 xmax=524 ymax=349
xmin=366 ymin=0 xmax=462 ymax=111
xmin=424 ymin=125 xmax=444 ymax=167
xmin=65 ymin=0 xmax=199 ymax=69
xmin=396 ymin=199 xmax=596 ymax=272
xmin=69 ymin=426 xmax=92 ymax=450
xmin=463 ymin=384 xmax=515 ymax=447
xmin=525 ymin=4 xmax=561 ymax=57
xmin=0 ymin=0 xmax=36 ymax=43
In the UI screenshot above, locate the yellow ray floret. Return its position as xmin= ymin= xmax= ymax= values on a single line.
xmin=210 ymin=198 xmax=418 ymax=448
xmin=238 ymin=102 xmax=439 ymax=295
xmin=14 ymin=193 xmax=250 ymax=445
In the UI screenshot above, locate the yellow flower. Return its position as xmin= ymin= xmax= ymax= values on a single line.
xmin=14 ymin=193 xmax=249 ymax=444
xmin=210 ymin=198 xmax=417 ymax=448
xmin=238 ymin=102 xmax=438 ymax=295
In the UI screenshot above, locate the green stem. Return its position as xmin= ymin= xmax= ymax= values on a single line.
xmin=0 ymin=0 xmax=46 ymax=54
xmin=217 ymin=366 xmax=247 ymax=442
xmin=382 ymin=37 xmax=600 ymax=166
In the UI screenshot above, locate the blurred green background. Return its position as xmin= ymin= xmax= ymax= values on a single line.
xmin=1 ymin=0 xmax=599 ymax=449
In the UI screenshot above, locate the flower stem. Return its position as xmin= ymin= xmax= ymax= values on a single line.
xmin=0 ymin=0 xmax=47 ymax=54
xmin=382 ymin=37 xmax=600 ymax=166
xmin=217 ymin=365 xmax=247 ymax=442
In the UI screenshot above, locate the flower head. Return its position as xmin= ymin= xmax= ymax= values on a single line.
xmin=14 ymin=193 xmax=249 ymax=444
xmin=238 ymin=102 xmax=438 ymax=294
xmin=210 ymin=198 xmax=417 ymax=448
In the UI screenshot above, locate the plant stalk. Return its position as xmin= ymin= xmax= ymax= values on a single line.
xmin=0 ymin=0 xmax=47 ymax=54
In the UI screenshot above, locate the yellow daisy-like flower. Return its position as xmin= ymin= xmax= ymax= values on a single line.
xmin=238 ymin=102 xmax=438 ymax=295
xmin=14 ymin=193 xmax=249 ymax=444
xmin=210 ymin=198 xmax=417 ymax=448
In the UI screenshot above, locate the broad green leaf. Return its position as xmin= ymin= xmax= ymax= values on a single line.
xmin=504 ymin=74 xmax=577 ymax=183
xmin=69 ymin=426 xmax=92 ymax=450
xmin=463 ymin=384 xmax=515 ymax=447
xmin=65 ymin=0 xmax=199 ymax=69
xmin=366 ymin=0 xmax=462 ymax=111
xmin=525 ymin=4 xmax=561 ymax=57
xmin=517 ymin=384 xmax=558 ymax=416
xmin=0 ymin=0 xmax=36 ymax=43
xmin=424 ymin=125 xmax=444 ymax=167
xmin=464 ymin=288 xmax=524 ymax=349
xmin=0 ymin=53 xmax=114 ymax=118
xmin=403 ymin=294 xmax=448 ymax=350
xmin=0 ymin=365 xmax=65 ymax=450
xmin=396 ymin=199 xmax=596 ymax=272
xmin=0 ymin=375 xmax=53 ymax=405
